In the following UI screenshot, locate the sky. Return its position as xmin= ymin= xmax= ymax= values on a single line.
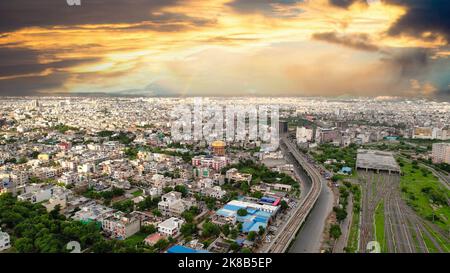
xmin=0 ymin=0 xmax=449 ymax=99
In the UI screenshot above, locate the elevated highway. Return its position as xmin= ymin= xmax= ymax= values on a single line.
xmin=264 ymin=136 xmax=323 ymax=253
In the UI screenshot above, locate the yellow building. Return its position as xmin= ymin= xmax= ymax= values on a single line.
xmin=211 ymin=140 xmax=226 ymax=156
xmin=38 ymin=153 xmax=50 ymax=162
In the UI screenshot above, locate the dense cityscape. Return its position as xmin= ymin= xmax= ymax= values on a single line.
xmin=0 ymin=96 xmax=448 ymax=254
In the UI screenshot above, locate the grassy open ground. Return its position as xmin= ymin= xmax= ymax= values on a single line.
xmin=398 ymin=159 xmax=450 ymax=232
xmin=345 ymin=184 xmax=361 ymax=253
xmin=373 ymin=201 xmax=387 ymax=253
xmin=132 ymin=189 xmax=143 ymax=197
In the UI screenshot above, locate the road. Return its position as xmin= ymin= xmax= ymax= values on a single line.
xmin=262 ymin=136 xmax=323 ymax=253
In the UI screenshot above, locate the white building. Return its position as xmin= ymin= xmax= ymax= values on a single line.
xmin=296 ymin=127 xmax=313 ymax=144
xmin=432 ymin=143 xmax=450 ymax=164
xmin=158 ymin=191 xmax=192 ymax=216
xmin=0 ymin=229 xmax=11 ymax=252
xmin=157 ymin=217 xmax=184 ymax=237
xmin=17 ymin=184 xmax=53 ymax=204
xmin=202 ymin=186 xmax=226 ymax=199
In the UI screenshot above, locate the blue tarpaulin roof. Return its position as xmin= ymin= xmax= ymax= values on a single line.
xmin=167 ymin=245 xmax=209 ymax=254
xmin=224 ymin=204 xmax=243 ymax=211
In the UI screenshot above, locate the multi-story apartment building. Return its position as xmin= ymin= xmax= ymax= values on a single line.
xmin=158 ymin=191 xmax=192 ymax=216
xmin=432 ymin=143 xmax=450 ymax=164
xmin=101 ymin=212 xmax=141 ymax=240
xmin=17 ymin=184 xmax=54 ymax=204
xmin=192 ymin=155 xmax=228 ymax=172
xmin=157 ymin=217 xmax=184 ymax=237
xmin=0 ymin=229 xmax=11 ymax=252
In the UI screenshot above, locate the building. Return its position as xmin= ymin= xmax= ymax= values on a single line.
xmin=166 ymin=245 xmax=209 ymax=253
xmin=72 ymin=203 xmax=114 ymax=224
xmin=356 ymin=149 xmax=401 ymax=174
xmin=158 ymin=191 xmax=192 ymax=216
xmin=202 ymin=186 xmax=226 ymax=199
xmin=279 ymin=121 xmax=288 ymax=134
xmin=192 ymin=155 xmax=228 ymax=172
xmin=296 ymin=127 xmax=313 ymax=144
xmin=0 ymin=229 xmax=10 ymax=252
xmin=412 ymin=127 xmax=433 ymax=139
xmin=432 ymin=143 xmax=450 ymax=164
xmin=144 ymin=233 xmax=166 ymax=246
xmin=211 ymin=140 xmax=226 ymax=156
xmin=214 ymin=200 xmax=278 ymax=233
xmin=157 ymin=217 xmax=184 ymax=237
xmin=17 ymin=184 xmax=54 ymax=204
xmin=102 ymin=212 xmax=141 ymax=240
xmin=315 ymin=128 xmax=339 ymax=144
xmin=225 ymin=168 xmax=252 ymax=184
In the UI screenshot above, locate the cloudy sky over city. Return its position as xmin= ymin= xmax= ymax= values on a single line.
xmin=0 ymin=0 xmax=449 ymax=99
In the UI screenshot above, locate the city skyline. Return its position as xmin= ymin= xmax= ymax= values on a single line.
xmin=0 ymin=0 xmax=449 ymax=99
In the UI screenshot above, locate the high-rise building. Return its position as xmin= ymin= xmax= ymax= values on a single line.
xmin=279 ymin=121 xmax=288 ymax=134
xmin=432 ymin=143 xmax=450 ymax=164
xmin=296 ymin=127 xmax=313 ymax=144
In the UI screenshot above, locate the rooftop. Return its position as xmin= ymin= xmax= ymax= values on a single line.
xmin=356 ymin=149 xmax=400 ymax=172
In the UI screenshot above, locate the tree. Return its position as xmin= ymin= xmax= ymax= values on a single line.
xmin=174 ymin=185 xmax=188 ymax=197
xmin=237 ymin=208 xmax=248 ymax=217
xmin=330 ymin=224 xmax=342 ymax=239
xmin=141 ymin=225 xmax=156 ymax=235
xmin=258 ymin=226 xmax=265 ymax=236
xmin=181 ymin=223 xmax=197 ymax=237
xmin=202 ymin=221 xmax=220 ymax=238
xmin=154 ymin=239 xmax=169 ymax=251
xmin=333 ymin=207 xmax=347 ymax=223
xmin=280 ymin=200 xmax=288 ymax=211
xmin=247 ymin=231 xmax=257 ymax=241
xmin=15 ymin=238 xmax=35 ymax=253
xmin=241 ymin=248 xmax=252 ymax=253
xmin=222 ymin=224 xmax=231 ymax=237
xmin=152 ymin=209 xmax=162 ymax=217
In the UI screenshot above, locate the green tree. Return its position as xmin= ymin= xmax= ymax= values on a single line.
xmin=330 ymin=224 xmax=342 ymax=239
xmin=237 ymin=208 xmax=248 ymax=217
xmin=247 ymin=231 xmax=257 ymax=241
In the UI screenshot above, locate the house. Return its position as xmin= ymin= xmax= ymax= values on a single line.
xmin=101 ymin=212 xmax=141 ymax=240
xmin=144 ymin=233 xmax=166 ymax=246
xmin=158 ymin=191 xmax=192 ymax=216
xmin=17 ymin=184 xmax=54 ymax=204
xmin=72 ymin=203 xmax=114 ymax=224
xmin=157 ymin=217 xmax=184 ymax=237
xmin=226 ymin=168 xmax=252 ymax=184
xmin=202 ymin=186 xmax=226 ymax=199
xmin=0 ymin=229 xmax=11 ymax=252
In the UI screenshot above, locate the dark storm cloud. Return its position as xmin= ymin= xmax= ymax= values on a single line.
xmin=227 ymin=0 xmax=304 ymax=16
xmin=382 ymin=48 xmax=430 ymax=78
xmin=0 ymin=47 xmax=100 ymax=78
xmin=328 ymin=0 xmax=366 ymax=8
xmin=436 ymin=88 xmax=450 ymax=101
xmin=312 ymin=32 xmax=379 ymax=52
xmin=0 ymin=73 xmax=70 ymax=96
xmin=0 ymin=47 xmax=100 ymax=95
xmin=0 ymin=0 xmax=209 ymax=33
xmin=383 ymin=0 xmax=450 ymax=42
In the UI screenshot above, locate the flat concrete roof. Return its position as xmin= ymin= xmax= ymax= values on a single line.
xmin=356 ymin=149 xmax=400 ymax=173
